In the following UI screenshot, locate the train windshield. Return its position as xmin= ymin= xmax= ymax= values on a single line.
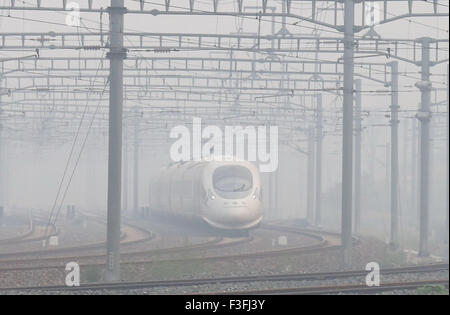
xmin=213 ymin=165 xmax=253 ymax=199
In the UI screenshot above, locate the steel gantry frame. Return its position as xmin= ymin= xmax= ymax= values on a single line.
xmin=0 ymin=0 xmax=448 ymax=278
xmin=1 ymin=0 xmax=447 ymax=24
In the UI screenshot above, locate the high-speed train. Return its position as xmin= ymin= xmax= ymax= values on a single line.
xmin=149 ymin=159 xmax=262 ymax=230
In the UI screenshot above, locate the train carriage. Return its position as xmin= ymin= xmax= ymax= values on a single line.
xmin=149 ymin=159 xmax=262 ymax=230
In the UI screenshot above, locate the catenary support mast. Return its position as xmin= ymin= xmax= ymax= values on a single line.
xmin=315 ymin=94 xmax=323 ymax=226
xmin=389 ymin=61 xmax=400 ymax=249
xmin=106 ymin=0 xmax=126 ymax=282
xmin=417 ymin=38 xmax=432 ymax=257
xmin=354 ymin=79 xmax=362 ymax=235
xmin=341 ymin=0 xmax=355 ymax=267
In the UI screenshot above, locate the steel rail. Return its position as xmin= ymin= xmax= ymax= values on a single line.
xmin=214 ymin=279 xmax=449 ymax=295
xmin=0 ymin=264 xmax=447 ymax=292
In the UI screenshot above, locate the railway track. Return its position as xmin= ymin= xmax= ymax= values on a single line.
xmin=0 ymin=212 xmax=58 ymax=246
xmin=0 ymin=235 xmax=250 ymax=272
xmin=0 ymin=221 xmax=153 ymax=260
xmin=0 ymin=213 xmax=258 ymax=270
xmin=0 ymin=224 xmax=331 ymax=272
xmin=0 ymin=263 xmax=447 ymax=293
xmin=0 ymin=213 xmax=34 ymax=245
xmin=215 ymin=280 xmax=449 ymax=295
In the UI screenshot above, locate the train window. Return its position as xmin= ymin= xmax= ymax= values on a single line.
xmin=212 ymin=165 xmax=253 ymax=199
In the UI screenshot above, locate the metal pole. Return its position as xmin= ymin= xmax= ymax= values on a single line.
xmin=389 ymin=61 xmax=400 ymax=249
xmin=369 ymin=128 xmax=376 ymax=182
xmin=411 ymin=118 xmax=418 ymax=230
xmin=269 ymin=172 xmax=273 ymax=219
xmin=402 ymin=118 xmax=409 ymax=227
xmin=341 ymin=0 xmax=355 ymax=268
xmin=106 ymin=0 xmax=126 ymax=282
xmin=315 ymin=94 xmax=323 ymax=226
xmin=306 ymin=126 xmax=315 ymax=223
xmin=354 ymin=80 xmax=362 ymax=234
xmin=0 ymin=73 xmax=3 ymax=213
xmin=416 ymin=37 xmax=432 ymax=257
xmin=133 ymin=109 xmax=139 ymax=217
xmin=274 ymin=168 xmax=279 ymax=218
xmin=277 ymin=0 xmax=289 ymax=36
xmin=122 ymin=123 xmax=128 ymax=217
xmin=386 ymin=143 xmax=391 ymax=233
xmin=86 ymin=144 xmax=96 ymax=210
xmin=445 ymin=64 xmax=449 ymax=245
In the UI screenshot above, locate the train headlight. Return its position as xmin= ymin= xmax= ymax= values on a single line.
xmin=252 ymin=188 xmax=260 ymax=200
xmin=208 ymin=189 xmax=216 ymax=200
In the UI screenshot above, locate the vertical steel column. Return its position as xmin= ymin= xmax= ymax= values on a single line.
xmin=133 ymin=109 xmax=139 ymax=217
xmin=306 ymin=126 xmax=315 ymax=223
xmin=411 ymin=118 xmax=418 ymax=230
xmin=269 ymin=172 xmax=273 ymax=219
xmin=416 ymin=38 xmax=432 ymax=257
xmin=274 ymin=168 xmax=279 ymax=218
xmin=86 ymin=144 xmax=96 ymax=210
xmin=0 ymin=74 xmax=3 ymax=212
xmin=369 ymin=128 xmax=376 ymax=182
xmin=354 ymin=80 xmax=362 ymax=235
xmin=0 ymin=73 xmax=3 ymax=213
xmin=389 ymin=61 xmax=400 ymax=249
xmin=446 ymin=64 xmax=449 ymax=245
xmin=106 ymin=0 xmax=126 ymax=282
xmin=402 ymin=119 xmax=409 ymax=226
xmin=315 ymin=94 xmax=323 ymax=226
xmin=386 ymin=143 xmax=391 ymax=222
xmin=277 ymin=0 xmax=290 ymax=36
xmin=341 ymin=0 xmax=355 ymax=267
xmin=122 ymin=123 xmax=128 ymax=216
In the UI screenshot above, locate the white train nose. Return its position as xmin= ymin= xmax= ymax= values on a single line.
xmin=205 ymin=201 xmax=261 ymax=226
xmin=223 ymin=200 xmax=248 ymax=207
xmin=202 ymin=210 xmax=263 ymax=230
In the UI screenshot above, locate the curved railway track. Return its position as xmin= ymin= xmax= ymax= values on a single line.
xmin=0 ymin=221 xmax=153 ymax=260
xmin=0 ymin=235 xmax=242 ymax=272
xmin=0 ymin=224 xmax=333 ymax=272
xmin=0 ymin=213 xmax=58 ymax=245
xmin=0 ymin=263 xmax=447 ymax=293
xmin=0 ymin=213 xmax=34 ymax=245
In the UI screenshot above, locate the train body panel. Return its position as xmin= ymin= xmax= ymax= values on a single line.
xmin=149 ymin=159 xmax=262 ymax=230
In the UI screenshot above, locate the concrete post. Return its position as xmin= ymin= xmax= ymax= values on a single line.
xmin=122 ymin=123 xmax=128 ymax=217
xmin=106 ymin=0 xmax=126 ymax=282
xmin=446 ymin=64 xmax=449 ymax=245
xmin=315 ymin=94 xmax=323 ymax=226
xmin=0 ymin=73 xmax=3 ymax=213
xmin=341 ymin=0 xmax=355 ymax=268
xmin=416 ymin=38 xmax=433 ymax=257
xmin=354 ymin=80 xmax=362 ymax=234
xmin=389 ymin=61 xmax=400 ymax=249
xmin=411 ymin=118 xmax=418 ymax=230
xmin=306 ymin=126 xmax=315 ymax=223
xmin=133 ymin=109 xmax=140 ymax=217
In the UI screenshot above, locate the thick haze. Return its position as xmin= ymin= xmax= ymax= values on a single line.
xmin=0 ymin=1 xmax=448 ymax=246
